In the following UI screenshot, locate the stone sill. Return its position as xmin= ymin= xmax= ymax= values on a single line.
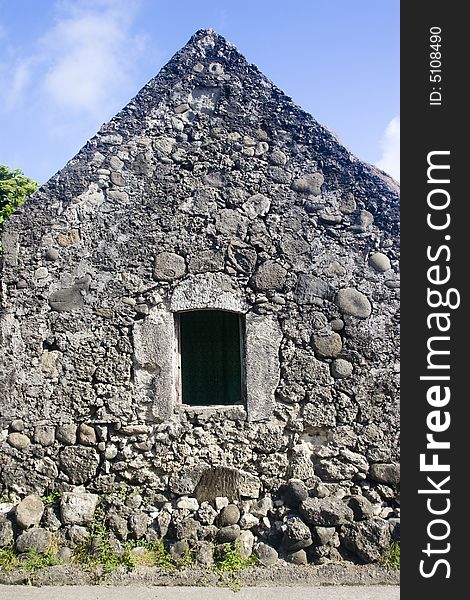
xmin=179 ymin=404 xmax=247 ymax=420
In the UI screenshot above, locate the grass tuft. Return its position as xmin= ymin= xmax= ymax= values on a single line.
xmin=215 ymin=541 xmax=258 ymax=573
xmin=22 ymin=549 xmax=59 ymax=572
xmin=0 ymin=545 xmax=17 ymax=572
xmin=73 ymin=507 xmax=177 ymax=577
xmin=40 ymin=491 xmax=61 ymax=507
xmin=380 ymin=541 xmax=400 ymax=570
xmin=0 ymin=544 xmax=59 ymax=573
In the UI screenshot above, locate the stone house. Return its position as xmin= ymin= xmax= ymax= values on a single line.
xmin=0 ymin=30 xmax=399 ymax=564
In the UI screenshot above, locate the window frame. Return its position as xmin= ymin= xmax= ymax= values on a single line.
xmin=174 ymin=309 xmax=246 ymax=408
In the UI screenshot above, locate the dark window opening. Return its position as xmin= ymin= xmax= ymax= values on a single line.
xmin=179 ymin=310 xmax=243 ymax=406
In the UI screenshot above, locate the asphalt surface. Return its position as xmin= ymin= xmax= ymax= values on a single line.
xmin=0 ymin=585 xmax=400 ymax=600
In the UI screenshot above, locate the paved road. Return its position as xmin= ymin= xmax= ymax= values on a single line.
xmin=0 ymin=585 xmax=399 ymax=600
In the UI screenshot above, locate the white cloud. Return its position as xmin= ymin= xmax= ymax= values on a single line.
xmin=0 ymin=0 xmax=147 ymax=120
xmin=3 ymin=58 xmax=33 ymax=111
xmin=40 ymin=0 xmax=145 ymax=117
xmin=376 ymin=116 xmax=400 ymax=182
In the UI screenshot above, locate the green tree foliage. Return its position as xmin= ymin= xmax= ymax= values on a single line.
xmin=0 ymin=164 xmax=38 ymax=226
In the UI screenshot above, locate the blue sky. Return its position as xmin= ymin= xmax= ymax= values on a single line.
xmin=0 ymin=0 xmax=399 ymax=184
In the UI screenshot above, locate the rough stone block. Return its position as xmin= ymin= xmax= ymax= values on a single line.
xmin=299 ymin=497 xmax=354 ymax=527
xmin=291 ymin=173 xmax=324 ymax=195
xmin=245 ymin=314 xmax=283 ymax=421
xmin=60 ymin=491 xmax=99 ymax=525
xmin=7 ymin=433 xmax=30 ymax=450
xmin=336 ymin=288 xmax=372 ymax=318
xmin=254 ymin=542 xmax=278 ymax=566
xmin=16 ymin=527 xmax=52 ymax=554
xmin=369 ymin=463 xmax=400 ymax=485
xmin=15 ymin=494 xmax=44 ymax=529
xmin=153 ymin=252 xmax=186 ymax=281
xmin=249 ymin=260 xmax=287 ymax=292
xmin=59 ymin=447 xmax=99 ymax=485
xmin=341 ymin=517 xmax=391 ymax=563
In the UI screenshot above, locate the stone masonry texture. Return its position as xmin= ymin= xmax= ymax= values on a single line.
xmin=0 ymin=30 xmax=399 ymax=566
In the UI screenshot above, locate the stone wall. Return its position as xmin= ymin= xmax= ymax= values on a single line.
xmin=0 ymin=29 xmax=399 ymax=565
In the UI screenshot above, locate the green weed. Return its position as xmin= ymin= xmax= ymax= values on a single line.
xmin=0 ymin=545 xmax=18 ymax=571
xmin=124 ymin=539 xmax=175 ymax=570
xmin=214 ymin=542 xmax=258 ymax=573
xmin=0 ymin=544 xmax=59 ymax=573
xmin=22 ymin=549 xmax=59 ymax=572
xmin=73 ymin=506 xmax=176 ymax=577
xmin=213 ymin=542 xmax=258 ymax=591
xmin=175 ymin=548 xmax=194 ymax=569
xmin=40 ymin=491 xmax=61 ymax=507
xmin=380 ymin=541 xmax=400 ymax=570
xmin=73 ymin=507 xmax=125 ymax=574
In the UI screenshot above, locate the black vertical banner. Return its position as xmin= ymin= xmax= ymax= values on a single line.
xmin=401 ymin=3 xmax=465 ymax=598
